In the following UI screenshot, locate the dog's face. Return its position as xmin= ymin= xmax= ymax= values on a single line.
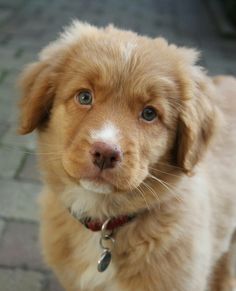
xmin=19 ymin=21 xmax=217 ymax=215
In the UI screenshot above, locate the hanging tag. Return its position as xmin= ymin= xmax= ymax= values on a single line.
xmin=97 ymin=218 xmax=114 ymax=272
xmin=97 ymin=248 xmax=112 ymax=272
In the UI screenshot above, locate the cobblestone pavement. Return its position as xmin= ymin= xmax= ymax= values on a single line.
xmin=0 ymin=0 xmax=236 ymax=290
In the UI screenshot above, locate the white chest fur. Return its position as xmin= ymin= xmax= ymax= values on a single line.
xmin=75 ymin=232 xmax=121 ymax=291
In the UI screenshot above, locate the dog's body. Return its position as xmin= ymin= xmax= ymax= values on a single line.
xmin=19 ymin=21 xmax=236 ymax=291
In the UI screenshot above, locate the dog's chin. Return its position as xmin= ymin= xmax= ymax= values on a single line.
xmin=80 ymin=178 xmax=114 ymax=194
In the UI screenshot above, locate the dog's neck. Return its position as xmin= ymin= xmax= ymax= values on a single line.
xmin=68 ymin=208 xmax=137 ymax=231
xmin=61 ymin=183 xmax=153 ymax=220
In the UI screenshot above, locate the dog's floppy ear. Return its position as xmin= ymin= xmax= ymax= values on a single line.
xmin=175 ymin=50 xmax=219 ymax=173
xmin=18 ymin=20 xmax=98 ymax=135
xmin=18 ymin=61 xmax=56 ymax=135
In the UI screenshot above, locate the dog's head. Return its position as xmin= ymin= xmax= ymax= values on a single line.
xmin=19 ymin=21 xmax=218 ymax=216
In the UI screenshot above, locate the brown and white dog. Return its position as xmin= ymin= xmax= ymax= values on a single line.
xmin=19 ymin=21 xmax=236 ymax=291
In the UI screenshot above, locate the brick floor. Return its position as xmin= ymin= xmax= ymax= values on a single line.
xmin=17 ymin=154 xmax=41 ymax=184
xmin=0 ymin=180 xmax=40 ymax=222
xmin=0 ymin=269 xmax=44 ymax=291
xmin=0 ymin=0 xmax=235 ymax=290
xmin=0 ymin=220 xmax=5 ymax=239
xmin=0 ymin=221 xmax=45 ymax=270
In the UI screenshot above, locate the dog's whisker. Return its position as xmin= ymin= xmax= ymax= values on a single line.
xmin=153 ymin=162 xmax=184 ymax=170
xmin=44 ymin=157 xmax=62 ymax=162
xmin=37 ymin=141 xmax=60 ymax=147
xmin=148 ymin=173 xmax=175 ymax=192
xmin=148 ymin=173 xmax=182 ymax=203
xmin=148 ymin=167 xmax=182 ymax=178
xmin=33 ymin=152 xmax=63 ymax=156
xmin=114 ymin=168 xmax=122 ymax=192
xmin=135 ymin=184 xmax=151 ymax=212
xmin=121 ymin=177 xmax=150 ymax=212
xmin=140 ymin=181 xmax=161 ymax=210
xmin=0 ymin=145 xmax=63 ymax=156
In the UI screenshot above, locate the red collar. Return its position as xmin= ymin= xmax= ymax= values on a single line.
xmin=79 ymin=214 xmax=136 ymax=232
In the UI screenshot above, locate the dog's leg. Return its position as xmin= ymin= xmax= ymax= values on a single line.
xmin=209 ymin=232 xmax=236 ymax=291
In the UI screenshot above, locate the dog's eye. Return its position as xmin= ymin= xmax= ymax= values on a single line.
xmin=141 ymin=106 xmax=157 ymax=122
xmin=75 ymin=91 xmax=93 ymax=105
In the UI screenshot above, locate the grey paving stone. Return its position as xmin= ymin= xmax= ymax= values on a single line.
xmin=0 ymin=47 xmax=37 ymax=81
xmin=0 ymin=83 xmax=17 ymax=100
xmin=17 ymin=153 xmax=41 ymax=183
xmin=232 ymin=240 xmax=236 ymax=277
xmin=0 ymin=221 xmax=46 ymax=270
xmin=203 ymin=52 xmax=236 ymax=75
xmin=0 ymin=95 xmax=17 ymax=124
xmin=0 ymin=146 xmax=24 ymax=178
xmin=2 ymin=125 xmax=36 ymax=151
xmin=0 ymin=71 xmax=19 ymax=91
xmin=4 ymin=37 xmax=46 ymax=56
xmin=47 ymin=274 xmax=64 ymax=291
xmin=0 ymin=123 xmax=8 ymax=139
xmin=0 ymin=83 xmax=22 ymax=126
xmin=0 ymin=48 xmax=18 ymax=70
xmin=0 ymin=179 xmax=41 ymax=222
xmin=0 ymin=268 xmax=44 ymax=291
xmin=0 ymin=219 xmax=5 ymax=239
xmin=0 ymin=0 xmax=26 ymax=8
xmin=0 ymin=8 xmax=11 ymax=24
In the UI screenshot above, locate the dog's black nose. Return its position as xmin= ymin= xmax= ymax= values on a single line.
xmin=90 ymin=142 xmax=122 ymax=170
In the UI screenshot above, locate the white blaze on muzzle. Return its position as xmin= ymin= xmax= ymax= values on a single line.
xmin=90 ymin=121 xmax=121 ymax=145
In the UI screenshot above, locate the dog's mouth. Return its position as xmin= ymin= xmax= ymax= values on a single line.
xmin=62 ymin=153 xmax=147 ymax=194
xmin=80 ymin=178 xmax=114 ymax=194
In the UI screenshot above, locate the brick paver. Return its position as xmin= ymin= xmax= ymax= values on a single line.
xmin=0 ymin=145 xmax=24 ymax=179
xmin=17 ymin=154 xmax=41 ymax=183
xmin=0 ymin=0 xmax=235 ymax=290
xmin=0 ymin=221 xmax=45 ymax=270
xmin=0 ymin=180 xmax=40 ymax=222
xmin=0 ymin=269 xmax=44 ymax=291
xmin=0 ymin=219 xmax=5 ymax=239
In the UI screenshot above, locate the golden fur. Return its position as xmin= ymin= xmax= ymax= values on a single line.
xmin=19 ymin=21 xmax=236 ymax=291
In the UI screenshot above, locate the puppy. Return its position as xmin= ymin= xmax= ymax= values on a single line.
xmin=19 ymin=21 xmax=236 ymax=291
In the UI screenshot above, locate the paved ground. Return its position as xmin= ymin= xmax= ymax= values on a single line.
xmin=0 ymin=0 xmax=235 ymax=290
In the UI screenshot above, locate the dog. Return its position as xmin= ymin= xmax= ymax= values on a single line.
xmin=18 ymin=21 xmax=236 ymax=291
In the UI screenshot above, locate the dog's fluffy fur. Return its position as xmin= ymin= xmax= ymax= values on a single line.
xmin=19 ymin=21 xmax=236 ymax=291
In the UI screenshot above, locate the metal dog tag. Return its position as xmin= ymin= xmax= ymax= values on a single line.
xmin=97 ymin=218 xmax=115 ymax=272
xmin=97 ymin=248 xmax=112 ymax=272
